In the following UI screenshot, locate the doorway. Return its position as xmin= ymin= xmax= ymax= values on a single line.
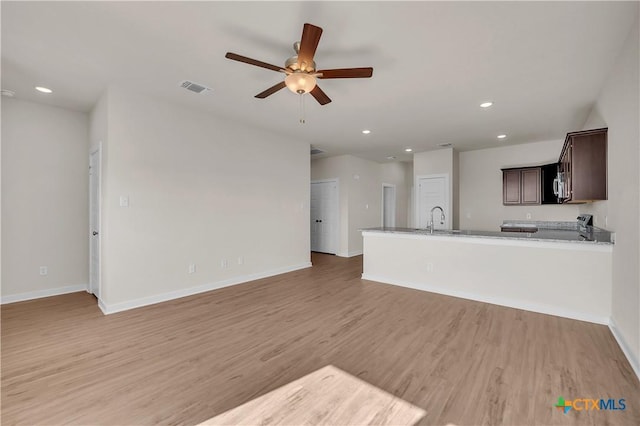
xmin=382 ymin=184 xmax=396 ymax=227
xmin=415 ymin=174 xmax=450 ymax=230
xmin=310 ymin=179 xmax=339 ymax=254
xmin=89 ymin=146 xmax=101 ymax=299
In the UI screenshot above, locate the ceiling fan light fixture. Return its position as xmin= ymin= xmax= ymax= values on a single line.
xmin=285 ymin=72 xmax=316 ymax=94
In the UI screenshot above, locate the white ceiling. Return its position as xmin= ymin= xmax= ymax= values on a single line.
xmin=2 ymin=1 xmax=637 ymax=162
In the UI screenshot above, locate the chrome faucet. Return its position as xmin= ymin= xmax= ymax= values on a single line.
xmin=429 ymin=206 xmax=445 ymax=234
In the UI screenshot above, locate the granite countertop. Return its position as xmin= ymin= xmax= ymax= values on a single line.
xmin=361 ymin=223 xmax=613 ymax=245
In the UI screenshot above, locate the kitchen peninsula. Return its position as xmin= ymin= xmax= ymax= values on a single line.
xmin=361 ymin=224 xmax=613 ymax=325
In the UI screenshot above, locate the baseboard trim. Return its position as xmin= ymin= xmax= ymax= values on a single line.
xmin=337 ymin=250 xmax=363 ymax=258
xmin=609 ymin=317 xmax=640 ymax=382
xmin=98 ymin=298 xmax=109 ymax=315
xmin=100 ymin=262 xmax=312 ymax=315
xmin=361 ymin=273 xmax=609 ymax=325
xmin=1 ymin=284 xmax=88 ymax=305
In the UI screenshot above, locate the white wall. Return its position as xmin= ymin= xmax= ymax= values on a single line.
xmin=459 ymin=140 xmax=581 ymax=231
xmin=581 ymin=16 xmax=639 ymax=377
xmin=405 ymin=161 xmax=414 ymax=227
xmin=381 ymin=161 xmax=410 ymax=229
xmin=347 ymin=156 xmax=384 ymax=256
xmin=96 ymin=87 xmax=310 ymax=311
xmin=311 ymin=155 xmax=411 ymax=256
xmin=1 ymin=98 xmax=89 ymax=300
xmin=413 ymin=148 xmax=457 ymax=228
xmin=452 ymin=149 xmax=460 ymax=228
xmin=90 ymin=90 xmax=108 ymax=152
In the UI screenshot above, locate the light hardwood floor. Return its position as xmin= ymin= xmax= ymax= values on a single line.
xmin=2 ymin=253 xmax=639 ymax=425
xmin=199 ymin=365 xmax=426 ymax=425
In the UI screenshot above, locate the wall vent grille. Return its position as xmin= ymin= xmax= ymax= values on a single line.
xmin=179 ymin=80 xmax=211 ymax=94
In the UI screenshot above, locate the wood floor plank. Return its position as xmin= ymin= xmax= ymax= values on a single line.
xmin=199 ymin=365 xmax=426 ymax=425
xmin=1 ymin=253 xmax=639 ymax=425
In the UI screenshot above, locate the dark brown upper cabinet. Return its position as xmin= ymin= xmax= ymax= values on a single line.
xmin=502 ymin=167 xmax=541 ymax=205
xmin=559 ymin=128 xmax=607 ymax=203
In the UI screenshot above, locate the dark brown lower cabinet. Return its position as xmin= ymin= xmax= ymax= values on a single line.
xmin=502 ymin=167 xmax=541 ymax=205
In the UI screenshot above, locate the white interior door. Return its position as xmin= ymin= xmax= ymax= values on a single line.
xmin=310 ymin=180 xmax=338 ymax=254
xmin=89 ymin=147 xmax=101 ymax=298
xmin=416 ymin=175 xmax=450 ymax=230
xmin=382 ymin=184 xmax=396 ymax=227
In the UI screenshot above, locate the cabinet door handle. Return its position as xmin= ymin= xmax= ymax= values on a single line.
xmin=553 ymin=178 xmax=558 ymax=196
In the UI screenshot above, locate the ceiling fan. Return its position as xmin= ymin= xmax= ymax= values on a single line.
xmin=225 ymin=23 xmax=373 ymax=106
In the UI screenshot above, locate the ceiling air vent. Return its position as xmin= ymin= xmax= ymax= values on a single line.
xmin=310 ymin=147 xmax=325 ymax=155
xmin=179 ymin=80 xmax=211 ymax=94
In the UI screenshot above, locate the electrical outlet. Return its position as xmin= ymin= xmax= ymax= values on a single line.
xmin=39 ymin=266 xmax=48 ymax=276
xmin=221 ymin=259 xmax=228 ymax=269
xmin=526 ymin=213 xmax=532 ymax=219
xmin=237 ymin=256 xmax=244 ymax=265
xmin=119 ymin=196 xmax=129 ymax=207
xmin=188 ymin=263 xmax=196 ymax=274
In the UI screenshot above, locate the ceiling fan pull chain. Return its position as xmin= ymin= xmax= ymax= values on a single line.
xmin=299 ymin=93 xmax=306 ymax=124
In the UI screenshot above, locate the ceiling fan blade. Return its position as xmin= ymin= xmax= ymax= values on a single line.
xmin=255 ymin=81 xmax=287 ymax=98
xmin=310 ymin=85 xmax=332 ymax=105
xmin=317 ymin=68 xmax=374 ymax=79
xmin=297 ymin=23 xmax=323 ymax=70
xmin=225 ymin=52 xmax=285 ymax=73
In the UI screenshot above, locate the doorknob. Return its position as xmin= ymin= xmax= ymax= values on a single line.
xmin=92 ymin=231 xmax=99 ymax=236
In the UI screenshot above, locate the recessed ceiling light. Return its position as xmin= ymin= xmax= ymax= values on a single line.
xmin=362 ymin=129 xmax=371 ymax=134
xmin=404 ymin=148 xmax=413 ymax=152
xmin=480 ymin=102 xmax=493 ymax=108
xmin=35 ymin=86 xmax=53 ymax=94
xmin=386 ymin=156 xmax=396 ymax=160
xmin=497 ymin=134 xmax=507 ymax=139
